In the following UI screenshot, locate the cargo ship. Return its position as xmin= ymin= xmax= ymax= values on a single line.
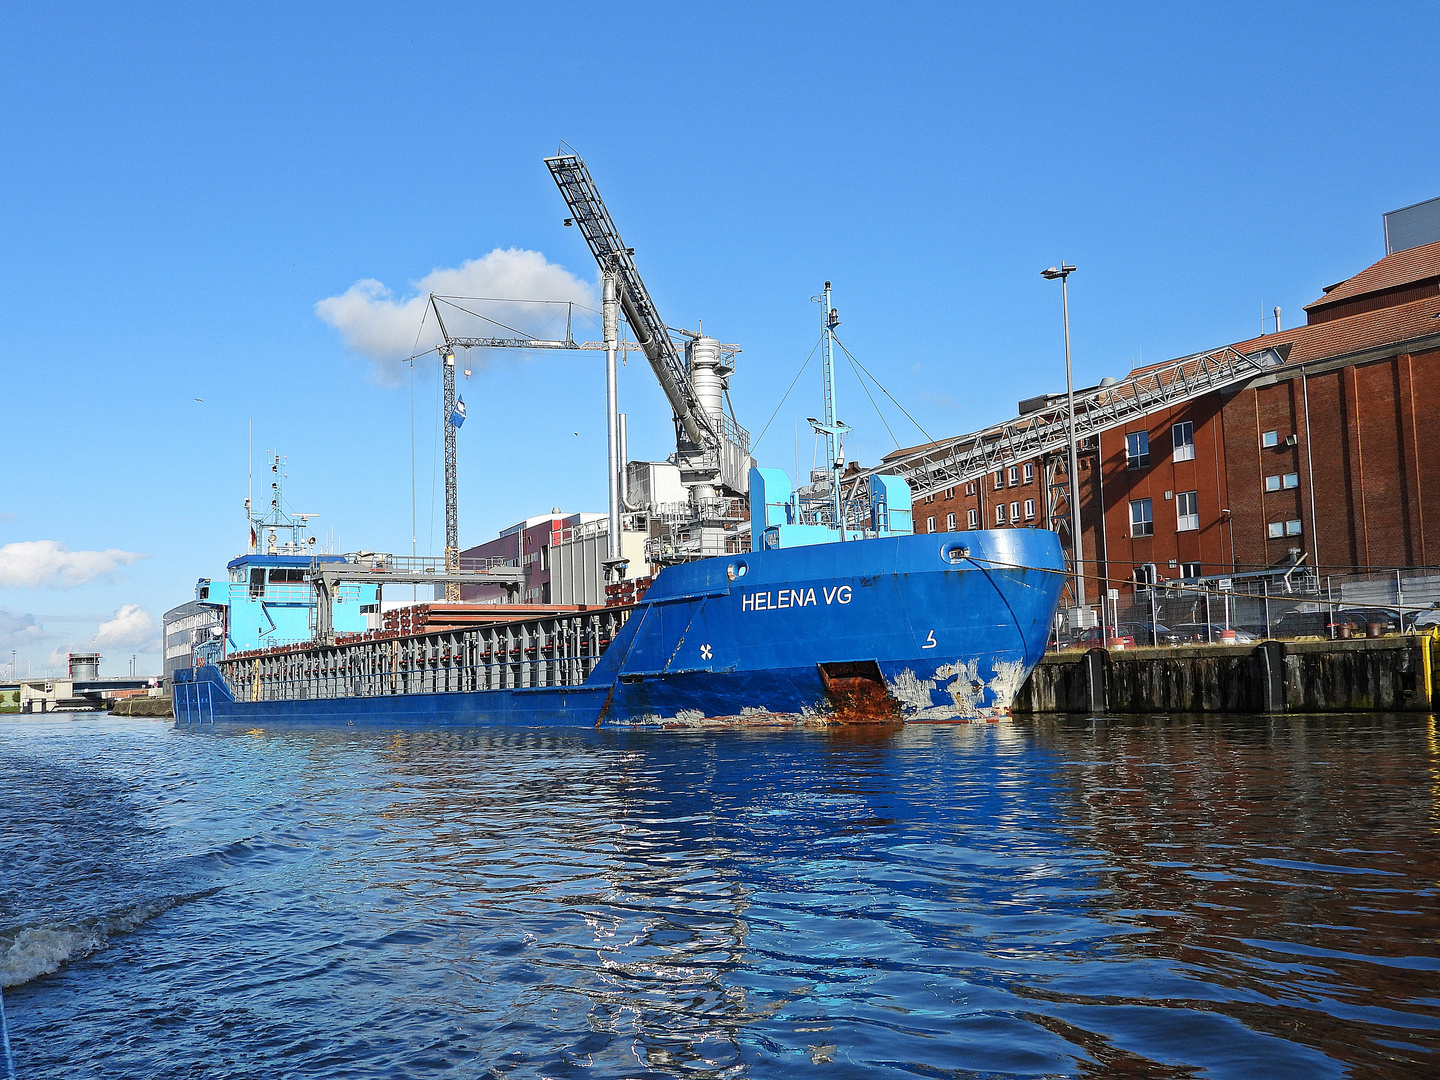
xmin=171 ymin=154 xmax=1067 ymax=727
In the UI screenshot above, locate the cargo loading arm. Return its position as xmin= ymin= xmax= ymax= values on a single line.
xmin=544 ymin=152 xmax=711 ymax=450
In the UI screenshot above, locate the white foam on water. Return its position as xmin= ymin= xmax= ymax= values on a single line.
xmin=0 ymin=892 xmax=208 ymax=988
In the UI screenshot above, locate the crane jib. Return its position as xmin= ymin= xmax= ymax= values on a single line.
xmin=545 ymin=154 xmax=710 ymax=450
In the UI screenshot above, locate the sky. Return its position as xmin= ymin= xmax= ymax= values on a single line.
xmin=2 ymin=2 xmax=1438 ymax=678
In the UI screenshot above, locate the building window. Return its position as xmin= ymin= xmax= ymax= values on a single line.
xmin=996 ymin=504 xmax=1007 ymax=525
xmin=1007 ymin=466 xmax=1019 ymax=486
xmin=967 ymin=508 xmax=978 ymax=528
xmin=946 ymin=512 xmax=956 ymax=530
xmin=1023 ymin=462 xmax=1034 ymax=484
xmin=944 ymin=487 xmax=955 ymax=500
xmin=926 ymin=516 xmax=935 ymax=533
xmin=1175 ymin=490 xmax=1199 ymax=531
xmin=1126 ymin=431 xmax=1150 ymax=469
xmin=1265 ymin=474 xmax=1281 ymax=492
xmin=925 ymin=493 xmax=935 ymax=503
xmin=1283 ymin=472 xmax=1298 ymax=489
xmin=1010 ymin=501 xmax=1020 ymax=522
xmin=1267 ymin=521 xmax=1284 ymax=538
xmin=1133 ymin=563 xmax=1158 ymax=592
xmin=994 ymin=472 xmax=1003 ymax=490
xmin=1261 ymin=429 xmax=1279 ymax=448
xmin=1023 ymin=498 xmax=1036 ymax=520
xmin=965 ymin=481 xmax=976 ymax=496
xmin=1130 ymin=498 xmax=1154 ymax=537
xmin=1172 ymin=421 xmax=1195 ymax=462
xmin=1286 ymin=519 xmax=1302 ymax=536
xmin=1180 ymin=561 xmax=1202 ymax=579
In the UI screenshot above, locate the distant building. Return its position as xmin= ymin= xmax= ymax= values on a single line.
xmin=458 ymin=461 xmax=681 ymax=606
xmin=888 ymin=203 xmax=1440 ymax=603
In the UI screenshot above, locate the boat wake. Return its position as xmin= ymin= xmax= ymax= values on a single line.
xmin=0 ymin=890 xmax=218 ymax=989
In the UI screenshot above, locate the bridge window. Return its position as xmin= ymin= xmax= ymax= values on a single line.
xmin=249 ymin=568 xmax=265 ymax=598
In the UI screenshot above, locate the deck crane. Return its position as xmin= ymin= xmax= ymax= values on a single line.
xmin=545 ymin=152 xmax=752 ymax=566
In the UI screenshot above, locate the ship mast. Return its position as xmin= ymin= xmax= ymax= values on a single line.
xmin=809 ymin=282 xmax=850 ymax=536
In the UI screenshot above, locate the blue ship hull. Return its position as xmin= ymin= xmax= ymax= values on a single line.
xmin=174 ymin=530 xmax=1066 ymax=728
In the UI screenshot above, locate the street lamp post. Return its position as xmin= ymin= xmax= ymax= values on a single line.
xmin=1041 ymin=263 xmax=1084 ymax=612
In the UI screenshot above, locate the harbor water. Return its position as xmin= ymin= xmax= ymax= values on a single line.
xmin=1 ymin=713 xmax=1437 ymax=1078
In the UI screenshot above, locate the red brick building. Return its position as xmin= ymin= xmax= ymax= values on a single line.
xmin=889 ymin=235 xmax=1440 ymax=602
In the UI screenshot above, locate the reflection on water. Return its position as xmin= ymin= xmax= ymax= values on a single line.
xmin=0 ymin=713 xmax=1437 ymax=1078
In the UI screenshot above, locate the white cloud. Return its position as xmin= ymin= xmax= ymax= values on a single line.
xmin=94 ymin=605 xmax=158 ymax=652
xmin=0 ymin=541 xmax=145 ymax=589
xmin=0 ymin=609 xmax=46 ymax=649
xmin=316 ymin=248 xmax=597 ymax=385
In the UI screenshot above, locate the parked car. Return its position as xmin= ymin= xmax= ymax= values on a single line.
xmin=1061 ymin=626 xmax=1134 ymax=649
xmin=1170 ymin=622 xmax=1258 ymax=644
xmin=1061 ymin=622 xmax=1191 ymax=648
xmin=1412 ymin=606 xmax=1440 ymax=632
xmin=1271 ymin=608 xmax=1401 ymax=638
xmin=1128 ymin=621 xmax=1196 ymax=646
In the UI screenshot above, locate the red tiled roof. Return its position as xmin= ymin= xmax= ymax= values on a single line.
xmin=882 ymin=290 xmax=1440 ymax=468
xmin=1121 ymin=292 xmax=1440 ymax=380
xmin=1229 ymin=292 xmax=1440 ymax=364
xmin=1303 ymin=238 xmax=1440 ymax=311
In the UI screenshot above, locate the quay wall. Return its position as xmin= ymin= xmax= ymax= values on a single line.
xmin=111 ymin=696 xmax=174 ymax=718
xmin=1015 ymin=634 xmax=1435 ymax=714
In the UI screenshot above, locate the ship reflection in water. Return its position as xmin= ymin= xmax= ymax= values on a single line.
xmin=1 ymin=714 xmax=1437 ymax=1078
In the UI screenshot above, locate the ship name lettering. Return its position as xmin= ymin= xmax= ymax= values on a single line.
xmin=741 ymin=585 xmax=849 ymax=612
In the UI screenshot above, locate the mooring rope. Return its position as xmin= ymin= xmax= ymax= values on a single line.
xmin=0 ymin=984 xmax=18 ymax=1080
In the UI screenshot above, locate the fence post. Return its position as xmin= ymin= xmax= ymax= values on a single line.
xmin=1264 ymin=579 xmax=1271 ymax=638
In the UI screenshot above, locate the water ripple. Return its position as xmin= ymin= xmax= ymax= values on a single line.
xmin=0 ymin=713 xmax=1437 ymax=1077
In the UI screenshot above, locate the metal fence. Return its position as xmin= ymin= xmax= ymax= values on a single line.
xmin=1053 ymin=567 xmax=1440 ymax=649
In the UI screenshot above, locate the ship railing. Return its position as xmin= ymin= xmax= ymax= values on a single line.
xmin=339 ymin=553 xmax=513 ymax=575
xmin=643 ymin=529 xmax=751 ymax=562
xmin=217 ymin=606 xmax=633 ymax=703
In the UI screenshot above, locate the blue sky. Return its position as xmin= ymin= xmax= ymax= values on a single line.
xmin=2 ymin=2 xmax=1437 ymax=676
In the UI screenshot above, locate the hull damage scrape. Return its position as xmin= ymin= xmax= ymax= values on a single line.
xmin=887 ymin=658 xmax=1030 ymax=721
xmin=818 ymin=661 xmax=901 ymax=724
